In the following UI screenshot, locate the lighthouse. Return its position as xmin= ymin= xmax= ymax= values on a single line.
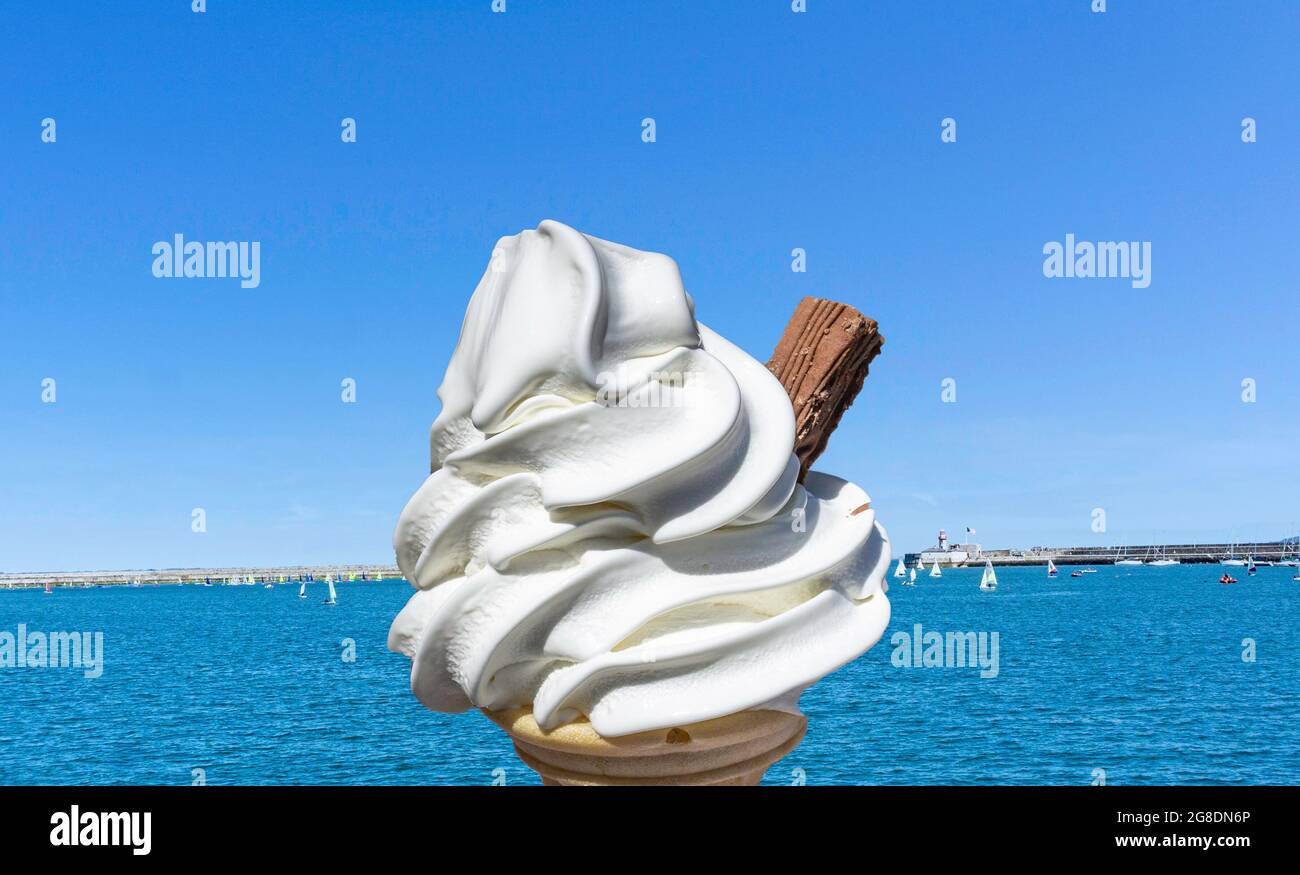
xmin=938 ymin=529 xmax=948 ymax=551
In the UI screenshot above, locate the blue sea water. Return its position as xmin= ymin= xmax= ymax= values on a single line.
xmin=1 ymin=565 xmax=1296 ymax=785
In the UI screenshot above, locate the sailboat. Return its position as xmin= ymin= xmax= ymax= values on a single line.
xmin=929 ymin=561 xmax=942 ymax=578
xmin=1247 ymin=558 xmax=1257 ymax=576
xmin=914 ymin=557 xmax=925 ymax=571
xmin=903 ymin=568 xmax=916 ymax=586
xmin=1047 ymin=559 xmax=1058 ymax=578
xmin=979 ymin=561 xmax=998 ymax=592
xmin=43 ymin=581 xmax=52 ymax=595
xmin=893 ymin=559 xmax=907 ymax=579
xmin=298 ymin=581 xmax=307 ymax=599
xmin=324 ymin=577 xmax=337 ymax=605
xmin=1148 ymin=546 xmax=1180 ymax=566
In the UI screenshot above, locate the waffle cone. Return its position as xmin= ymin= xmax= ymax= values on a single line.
xmin=482 ymin=706 xmax=807 ymax=786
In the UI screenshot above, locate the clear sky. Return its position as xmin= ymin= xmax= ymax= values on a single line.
xmin=2 ymin=1 xmax=1297 ymax=573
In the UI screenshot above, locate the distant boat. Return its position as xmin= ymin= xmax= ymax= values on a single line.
xmin=906 ymin=568 xmax=917 ymax=586
xmin=894 ymin=559 xmax=907 ymax=579
xmin=324 ymin=577 xmax=337 ymax=605
xmin=1047 ymin=559 xmax=1057 ymax=578
xmin=914 ymin=557 xmax=925 ymax=571
xmin=1081 ymin=568 xmax=1098 ymax=574
xmin=1220 ymin=557 xmax=1247 ymax=566
xmin=1148 ymin=547 xmax=1180 ymax=566
xmin=43 ymin=581 xmax=52 ymax=594
xmin=1115 ymin=559 xmax=1143 ymax=566
xmin=298 ymin=581 xmax=307 ymax=599
xmin=264 ymin=583 xmax=274 ymax=589
xmin=1070 ymin=570 xmax=1084 ymax=578
xmin=979 ymin=561 xmax=997 ymax=592
xmin=929 ymin=561 xmax=942 ymax=578
xmin=1247 ymin=558 xmax=1257 ymax=576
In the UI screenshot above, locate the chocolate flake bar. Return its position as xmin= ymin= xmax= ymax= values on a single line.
xmin=766 ymin=296 xmax=884 ymax=481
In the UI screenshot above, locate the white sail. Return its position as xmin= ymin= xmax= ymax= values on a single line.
xmin=929 ymin=561 xmax=942 ymax=578
xmin=915 ymin=557 xmax=925 ymax=570
xmin=894 ymin=559 xmax=907 ymax=578
xmin=1047 ymin=559 xmax=1057 ymax=576
xmin=326 ymin=578 xmax=338 ymax=604
xmin=298 ymin=581 xmax=306 ymax=598
xmin=980 ymin=561 xmax=998 ymax=591
xmin=907 ymin=568 xmax=917 ymax=585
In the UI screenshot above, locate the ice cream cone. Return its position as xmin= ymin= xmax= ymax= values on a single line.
xmin=482 ymin=706 xmax=807 ymax=786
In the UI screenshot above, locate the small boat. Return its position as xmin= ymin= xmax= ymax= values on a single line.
xmin=1081 ymin=568 xmax=1098 ymax=574
xmin=929 ymin=561 xmax=942 ymax=578
xmin=1148 ymin=548 xmax=1180 ymax=567
xmin=1047 ymin=559 xmax=1058 ymax=578
xmin=979 ymin=561 xmax=997 ymax=592
xmin=914 ymin=557 xmax=925 ymax=571
xmin=1293 ymin=571 xmax=1300 ymax=581
xmin=904 ymin=568 xmax=917 ymax=586
xmin=1247 ymin=558 xmax=1257 ymax=576
xmin=324 ymin=577 xmax=337 ymax=606
xmin=264 ymin=583 xmax=274 ymax=589
xmin=893 ymin=559 xmax=906 ymax=579
xmin=1220 ymin=574 xmax=1238 ymax=585
xmin=298 ymin=581 xmax=307 ymax=599
xmin=43 ymin=581 xmax=52 ymax=594
xmin=1115 ymin=559 xmax=1143 ymax=566
xmin=1070 ymin=570 xmax=1084 ymax=578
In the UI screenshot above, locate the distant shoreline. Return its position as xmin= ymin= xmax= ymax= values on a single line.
xmin=905 ymin=538 xmax=1299 ymax=568
xmin=0 ymin=565 xmax=402 ymax=589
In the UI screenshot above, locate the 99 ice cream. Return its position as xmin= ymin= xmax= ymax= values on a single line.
xmin=389 ymin=220 xmax=891 ymax=738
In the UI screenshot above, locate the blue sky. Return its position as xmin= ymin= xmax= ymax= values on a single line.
xmin=2 ymin=0 xmax=1297 ymax=572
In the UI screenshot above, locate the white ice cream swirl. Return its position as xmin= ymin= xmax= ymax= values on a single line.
xmin=389 ymin=220 xmax=891 ymax=737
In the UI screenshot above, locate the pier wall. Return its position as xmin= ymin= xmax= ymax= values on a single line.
xmin=905 ymin=541 xmax=1298 ymax=568
xmin=0 ymin=565 xmax=402 ymax=589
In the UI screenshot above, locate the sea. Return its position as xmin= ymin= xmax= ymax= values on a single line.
xmin=2 ymin=564 xmax=1296 ymax=785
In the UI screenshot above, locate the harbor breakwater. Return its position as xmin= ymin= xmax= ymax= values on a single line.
xmin=905 ymin=540 xmax=1299 ymax=568
xmin=0 ymin=565 xmax=402 ymax=589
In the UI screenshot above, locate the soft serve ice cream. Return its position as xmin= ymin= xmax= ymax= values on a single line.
xmin=389 ymin=220 xmax=891 ymax=737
